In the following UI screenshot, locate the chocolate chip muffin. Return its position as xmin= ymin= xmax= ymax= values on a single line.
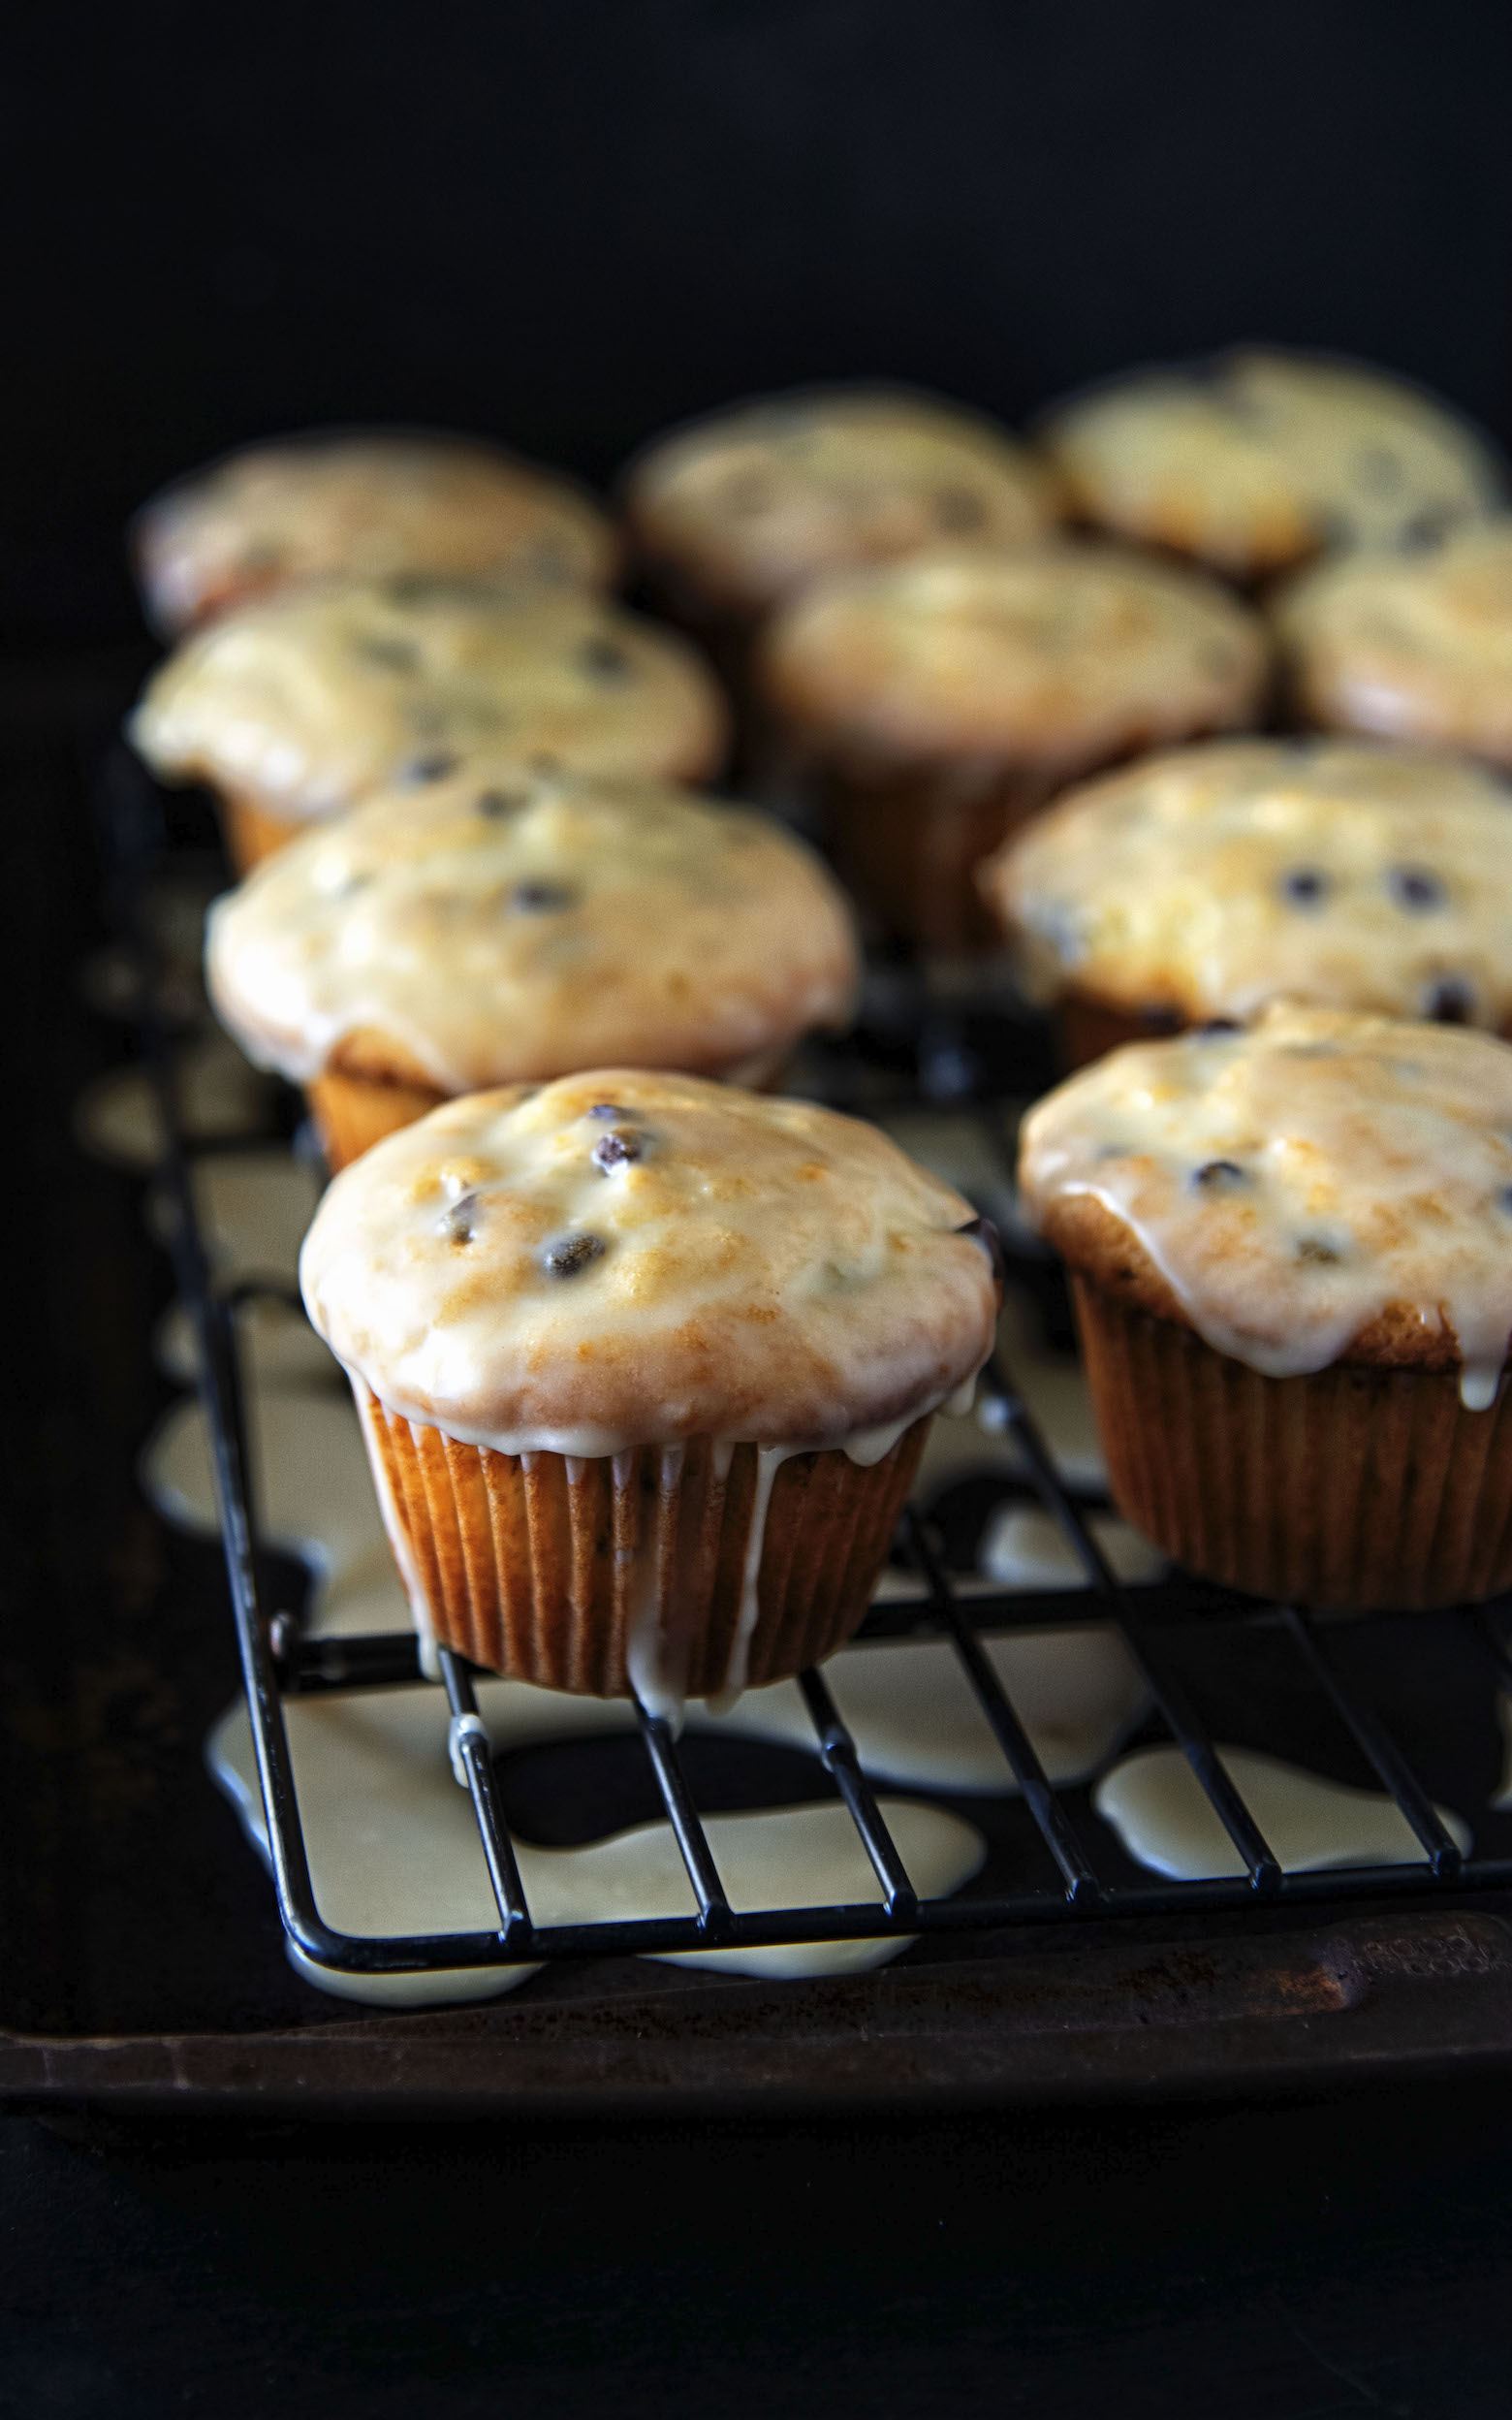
xmin=133 ymin=429 xmax=618 ymax=635
xmin=129 ymin=576 xmax=729 ymax=872
xmin=1272 ymin=519 xmax=1512 ymax=765
xmin=1021 ymin=1003 xmax=1512 ymax=1608
xmin=1040 ymin=350 xmax=1501 ymax=583
xmin=300 ymin=1071 xmax=1002 ymax=1706
xmin=982 ymin=737 xmax=1512 ymax=1064
xmin=758 ymin=543 xmax=1269 ymax=949
xmin=206 ymin=767 xmax=860 ymax=1168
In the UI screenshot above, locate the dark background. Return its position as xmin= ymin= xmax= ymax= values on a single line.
xmin=8 ymin=3 xmax=1512 ymax=2411
xmin=6 ymin=0 xmax=1512 ymax=645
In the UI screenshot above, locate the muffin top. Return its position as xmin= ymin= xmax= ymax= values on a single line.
xmin=1273 ymin=520 xmax=1512 ymax=764
xmin=134 ymin=430 xmax=618 ymax=634
xmin=623 ymin=388 xmax=1058 ymax=614
xmin=205 ymin=769 xmax=859 ymax=1092
xmin=1020 ymin=1003 xmax=1512 ymax=1401
xmin=758 ymin=544 xmax=1267 ymax=768
xmin=299 ymin=1070 xmax=1001 ymax=1456
xmin=985 ymin=738 xmax=1512 ymax=1030
xmin=1041 ymin=350 xmax=1500 ymax=579
xmin=129 ymin=576 xmax=728 ymax=822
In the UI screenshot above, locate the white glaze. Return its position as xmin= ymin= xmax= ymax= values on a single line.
xmin=1096 ymin=1742 xmax=1471 ymax=1880
xmin=761 ymin=542 xmax=1268 ymax=765
xmin=130 ymin=578 xmax=726 ymax=822
xmin=1044 ymin=350 xmax=1501 ymax=574
xmin=208 ymin=1693 xmax=985 ymax=2004
xmin=299 ymin=1070 xmax=999 ymax=1456
xmin=205 ymin=771 xmax=858 ymax=1091
xmin=135 ymin=430 xmax=614 ymax=632
xmin=988 ymin=737 xmax=1512 ymax=1031
xmin=1021 ymin=1003 xmax=1512 ymax=1408
xmin=625 ymin=387 xmax=1055 ymax=612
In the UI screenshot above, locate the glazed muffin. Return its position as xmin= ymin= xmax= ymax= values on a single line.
xmin=758 ymin=543 xmax=1268 ymax=949
xmin=1040 ymin=350 xmax=1501 ymax=583
xmin=128 ymin=575 xmax=728 ymax=872
xmin=1020 ymin=1003 xmax=1512 ymax=1608
xmin=299 ymin=1071 xmax=1002 ymax=1707
xmin=625 ymin=386 xmax=1056 ymax=621
xmin=133 ymin=430 xmax=617 ymax=635
xmin=982 ymin=737 xmax=1512 ymax=1065
xmin=1273 ymin=519 xmax=1512 ymax=766
xmin=206 ymin=767 xmax=860 ymax=1168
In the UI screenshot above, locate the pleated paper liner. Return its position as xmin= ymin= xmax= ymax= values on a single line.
xmin=217 ymin=787 xmax=305 ymax=876
xmin=357 ymin=1383 xmax=930 ymax=1698
xmin=825 ymin=759 xmax=1060 ymax=953
xmin=1071 ymin=1273 xmax=1512 ymax=1610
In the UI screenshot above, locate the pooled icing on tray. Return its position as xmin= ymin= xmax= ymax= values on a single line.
xmin=1020 ymin=1003 xmax=1512 ymax=1409
xmin=1095 ymin=1743 xmax=1470 ymax=1881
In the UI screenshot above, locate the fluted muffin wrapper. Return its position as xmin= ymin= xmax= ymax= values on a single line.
xmin=1071 ymin=1274 xmax=1512 ymax=1610
xmin=218 ymin=786 xmax=304 ymax=875
xmin=827 ymin=760 xmax=1059 ymax=952
xmin=356 ymin=1383 xmax=929 ymax=1701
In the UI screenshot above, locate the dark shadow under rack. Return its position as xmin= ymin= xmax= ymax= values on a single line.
xmin=106 ymin=750 xmax=1512 ymax=1990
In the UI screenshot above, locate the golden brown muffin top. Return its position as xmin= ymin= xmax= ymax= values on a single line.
xmin=206 ymin=767 xmax=859 ymax=1093
xmin=624 ymin=388 xmax=1058 ymax=615
xmin=1020 ymin=1003 xmax=1512 ymax=1401
xmin=984 ymin=737 xmax=1512 ymax=1030
xmin=1041 ymin=350 xmax=1501 ymax=579
xmin=129 ymin=576 xmax=727 ymax=823
xmin=134 ymin=430 xmax=618 ymax=633
xmin=1273 ymin=520 xmax=1512 ymax=765
xmin=758 ymin=544 xmax=1267 ymax=770
xmin=299 ymin=1069 xmax=1000 ymax=1455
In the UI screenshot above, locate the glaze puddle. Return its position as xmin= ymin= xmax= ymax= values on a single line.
xmin=1095 ymin=1742 xmax=1471 ymax=1880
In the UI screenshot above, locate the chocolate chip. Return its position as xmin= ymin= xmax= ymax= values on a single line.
xmin=477 ymin=787 xmax=526 ymax=818
xmin=586 ymin=1101 xmax=628 ymax=1120
xmin=1400 ymin=506 xmax=1454 ymax=551
xmin=1140 ymin=1003 xmax=1183 ymax=1035
xmin=1197 ymin=1017 xmax=1243 ymax=1035
xmin=1280 ymin=867 xmax=1330 ymax=908
xmin=1389 ymin=866 xmax=1446 ymax=911
xmin=511 ymin=880 xmax=577 ymax=912
xmin=578 ymin=636 xmax=632 ymax=682
xmin=442 ymin=1191 xmax=479 ymax=1246
xmin=400 ymin=751 xmax=459 ymax=784
xmin=1192 ymin=1160 xmax=1246 ymax=1190
xmin=541 ymin=1231 xmax=605 ymax=1278
xmin=933 ymin=486 xmax=986 ymax=532
xmin=357 ymin=635 xmax=421 ymax=672
xmin=1354 ymin=445 xmax=1404 ymax=495
xmin=955 ymin=1214 xmax=1005 ymax=1285
xmin=723 ymin=471 xmax=776 ymax=517
xmin=1501 ymin=1188 xmax=1512 ymax=1216
xmin=1426 ymin=978 xmax=1474 ymax=1024
xmin=1296 ymin=1237 xmax=1341 ymax=1264
xmin=592 ymin=1129 xmax=644 ymax=1172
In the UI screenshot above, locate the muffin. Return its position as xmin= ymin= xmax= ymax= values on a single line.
xmin=128 ymin=575 xmax=728 ymax=872
xmin=206 ymin=767 xmax=860 ymax=1168
xmin=299 ymin=1071 xmax=1002 ymax=1707
xmin=982 ymin=737 xmax=1512 ymax=1065
xmin=1020 ymin=1003 xmax=1512 ymax=1608
xmin=133 ymin=429 xmax=618 ymax=635
xmin=1040 ymin=349 xmax=1501 ymax=583
xmin=1273 ymin=519 xmax=1512 ymax=766
xmin=758 ymin=543 xmax=1269 ymax=949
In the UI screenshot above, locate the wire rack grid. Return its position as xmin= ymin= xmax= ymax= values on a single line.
xmin=106 ymin=749 xmax=1512 ymax=1989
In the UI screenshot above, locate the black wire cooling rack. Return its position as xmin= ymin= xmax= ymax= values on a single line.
xmin=106 ymin=749 xmax=1512 ymax=1990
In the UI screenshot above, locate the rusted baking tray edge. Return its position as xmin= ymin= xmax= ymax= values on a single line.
xmin=6 ymin=1903 xmax=1511 ymax=2118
